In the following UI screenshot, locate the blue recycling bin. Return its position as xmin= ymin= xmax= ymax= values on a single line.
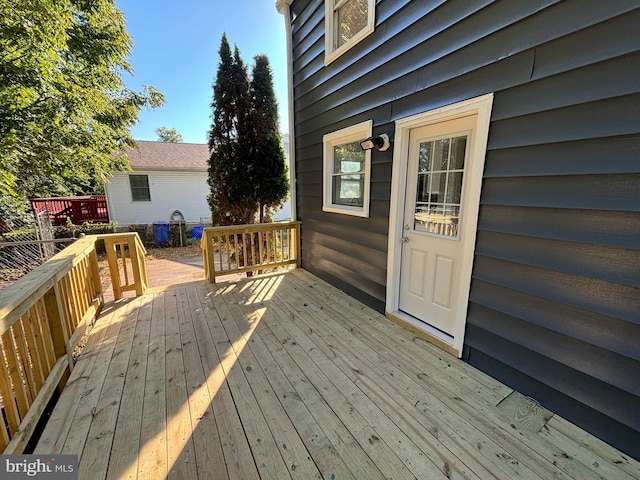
xmin=191 ymin=226 xmax=203 ymax=240
xmin=153 ymin=221 xmax=169 ymax=247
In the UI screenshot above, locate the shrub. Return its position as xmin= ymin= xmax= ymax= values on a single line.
xmin=54 ymin=220 xmax=117 ymax=239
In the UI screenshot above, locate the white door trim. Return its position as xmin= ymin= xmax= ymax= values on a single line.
xmin=386 ymin=93 xmax=494 ymax=357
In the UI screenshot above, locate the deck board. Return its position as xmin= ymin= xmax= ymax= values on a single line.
xmin=190 ymin=285 xmax=259 ymax=480
xmin=107 ymin=295 xmax=154 ymax=480
xmin=35 ymin=269 xmax=640 ymax=479
xmin=278 ymin=274 xmax=548 ymax=479
xmin=164 ymin=289 xmax=198 ymax=480
xmin=225 ymin=279 xmax=381 ymax=479
xmin=79 ymin=296 xmax=141 ymax=479
xmin=177 ymin=286 xmax=226 ymax=480
xmin=260 ymin=282 xmax=455 ymax=479
xmin=271 ymin=277 xmax=507 ymax=479
xmin=137 ymin=292 xmax=168 ymax=480
xmin=218 ymin=284 xmax=323 ymax=479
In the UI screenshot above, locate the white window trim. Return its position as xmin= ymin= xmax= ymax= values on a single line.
xmin=323 ymin=120 xmax=372 ymax=217
xmin=325 ymin=0 xmax=375 ymax=65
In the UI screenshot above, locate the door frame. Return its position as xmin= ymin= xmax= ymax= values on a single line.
xmin=386 ymin=94 xmax=494 ymax=357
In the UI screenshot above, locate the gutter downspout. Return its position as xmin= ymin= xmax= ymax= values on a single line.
xmin=276 ymin=0 xmax=296 ymax=221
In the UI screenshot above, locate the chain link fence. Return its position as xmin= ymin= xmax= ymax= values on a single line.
xmin=0 ymin=211 xmax=75 ymax=291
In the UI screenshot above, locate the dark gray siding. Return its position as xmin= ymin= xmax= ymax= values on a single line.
xmin=288 ymin=0 xmax=640 ymax=458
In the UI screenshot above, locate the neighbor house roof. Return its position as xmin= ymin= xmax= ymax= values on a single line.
xmin=124 ymin=140 xmax=209 ymax=171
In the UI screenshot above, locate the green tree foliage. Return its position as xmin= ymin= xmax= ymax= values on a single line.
xmin=0 ymin=0 xmax=164 ymax=218
xmin=248 ymin=55 xmax=289 ymax=223
xmin=207 ymin=33 xmax=255 ymax=225
xmin=155 ymin=126 xmax=182 ymax=142
xmin=208 ymin=36 xmax=289 ymax=226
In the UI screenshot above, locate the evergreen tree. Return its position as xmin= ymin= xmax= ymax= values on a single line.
xmin=207 ymin=37 xmax=289 ymax=226
xmin=207 ymin=34 xmax=255 ymax=224
xmin=248 ymin=55 xmax=289 ymax=223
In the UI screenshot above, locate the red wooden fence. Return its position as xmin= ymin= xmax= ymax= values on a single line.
xmin=30 ymin=196 xmax=110 ymax=226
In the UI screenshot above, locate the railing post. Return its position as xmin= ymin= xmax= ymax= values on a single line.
xmin=97 ymin=233 xmax=148 ymax=299
xmin=103 ymin=236 xmax=123 ymax=300
xmin=138 ymin=241 xmax=148 ymax=292
xmin=128 ymin=234 xmax=146 ymax=296
xmin=295 ymin=222 xmax=301 ymax=268
xmin=202 ymin=230 xmax=216 ymax=283
xmin=88 ymin=247 xmax=103 ymax=306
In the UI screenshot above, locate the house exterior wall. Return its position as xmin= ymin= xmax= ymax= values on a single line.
xmin=285 ymin=0 xmax=640 ymax=458
xmin=105 ymin=170 xmax=210 ymax=224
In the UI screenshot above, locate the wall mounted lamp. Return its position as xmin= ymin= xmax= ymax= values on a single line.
xmin=360 ymin=133 xmax=390 ymax=152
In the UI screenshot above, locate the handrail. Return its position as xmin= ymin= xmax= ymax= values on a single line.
xmin=97 ymin=233 xmax=148 ymax=300
xmin=0 ymin=231 xmax=148 ymax=453
xmin=0 ymin=236 xmax=104 ymax=453
xmin=201 ymin=221 xmax=301 ymax=283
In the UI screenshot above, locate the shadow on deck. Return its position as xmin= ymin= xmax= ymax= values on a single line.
xmin=34 ymin=270 xmax=639 ymax=479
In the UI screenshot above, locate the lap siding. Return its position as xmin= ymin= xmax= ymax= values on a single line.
xmin=288 ymin=0 xmax=640 ymax=460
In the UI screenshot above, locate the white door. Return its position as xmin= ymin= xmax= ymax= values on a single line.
xmin=399 ymin=114 xmax=478 ymax=337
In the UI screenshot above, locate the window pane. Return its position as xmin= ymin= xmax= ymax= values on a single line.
xmin=334 ymin=141 xmax=364 ymax=173
xmin=129 ymin=175 xmax=150 ymax=202
xmin=449 ymin=136 xmax=467 ymax=170
xmin=333 ymin=140 xmax=365 ymax=206
xmin=445 ymin=171 xmax=463 ymax=204
xmin=336 ymin=0 xmax=368 ymax=47
xmin=332 ymin=173 xmax=364 ymax=206
xmin=414 ymin=205 xmax=460 ymax=237
xmin=418 ymin=141 xmax=432 ymax=172
xmin=129 ymin=175 xmax=147 ymax=188
xmin=416 ymin=172 xmax=430 ymax=203
xmin=433 ymin=138 xmax=450 ymax=170
xmin=412 ymin=134 xmax=468 ymax=238
xmin=431 ymin=171 xmax=446 ymax=203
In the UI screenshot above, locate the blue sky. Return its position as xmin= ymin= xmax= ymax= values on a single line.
xmin=115 ymin=1 xmax=289 ymax=144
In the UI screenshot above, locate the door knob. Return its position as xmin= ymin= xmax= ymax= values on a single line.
xmin=401 ymin=236 xmax=409 ymax=243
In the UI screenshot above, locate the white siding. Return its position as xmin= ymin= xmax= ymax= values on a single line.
xmin=105 ymin=170 xmax=210 ymax=224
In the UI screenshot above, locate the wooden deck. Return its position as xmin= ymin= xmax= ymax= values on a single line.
xmin=34 ymin=269 xmax=639 ymax=479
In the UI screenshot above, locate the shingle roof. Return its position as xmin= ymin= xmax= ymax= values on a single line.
xmin=124 ymin=140 xmax=209 ymax=171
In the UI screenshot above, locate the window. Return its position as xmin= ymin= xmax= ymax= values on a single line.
xmin=325 ymin=0 xmax=375 ymax=64
xmin=323 ymin=120 xmax=371 ymax=217
xmin=129 ymin=174 xmax=151 ymax=202
xmin=414 ymin=135 xmax=468 ymax=238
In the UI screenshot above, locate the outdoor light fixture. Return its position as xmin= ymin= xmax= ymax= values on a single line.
xmin=360 ymin=133 xmax=390 ymax=152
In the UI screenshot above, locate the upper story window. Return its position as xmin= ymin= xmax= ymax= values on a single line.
xmin=323 ymin=120 xmax=372 ymax=217
xmin=325 ymin=0 xmax=375 ymax=65
xmin=129 ymin=174 xmax=151 ymax=202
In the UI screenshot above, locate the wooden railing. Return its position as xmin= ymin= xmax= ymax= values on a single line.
xmin=0 ymin=232 xmax=148 ymax=453
xmin=98 ymin=233 xmax=148 ymax=300
xmin=0 ymin=236 xmax=102 ymax=453
xmin=30 ymin=195 xmax=110 ymax=226
xmin=201 ymin=221 xmax=301 ymax=283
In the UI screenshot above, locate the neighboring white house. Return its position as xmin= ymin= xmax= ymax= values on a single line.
xmin=105 ymin=137 xmax=291 ymax=225
xmin=105 ymin=141 xmax=211 ymax=225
